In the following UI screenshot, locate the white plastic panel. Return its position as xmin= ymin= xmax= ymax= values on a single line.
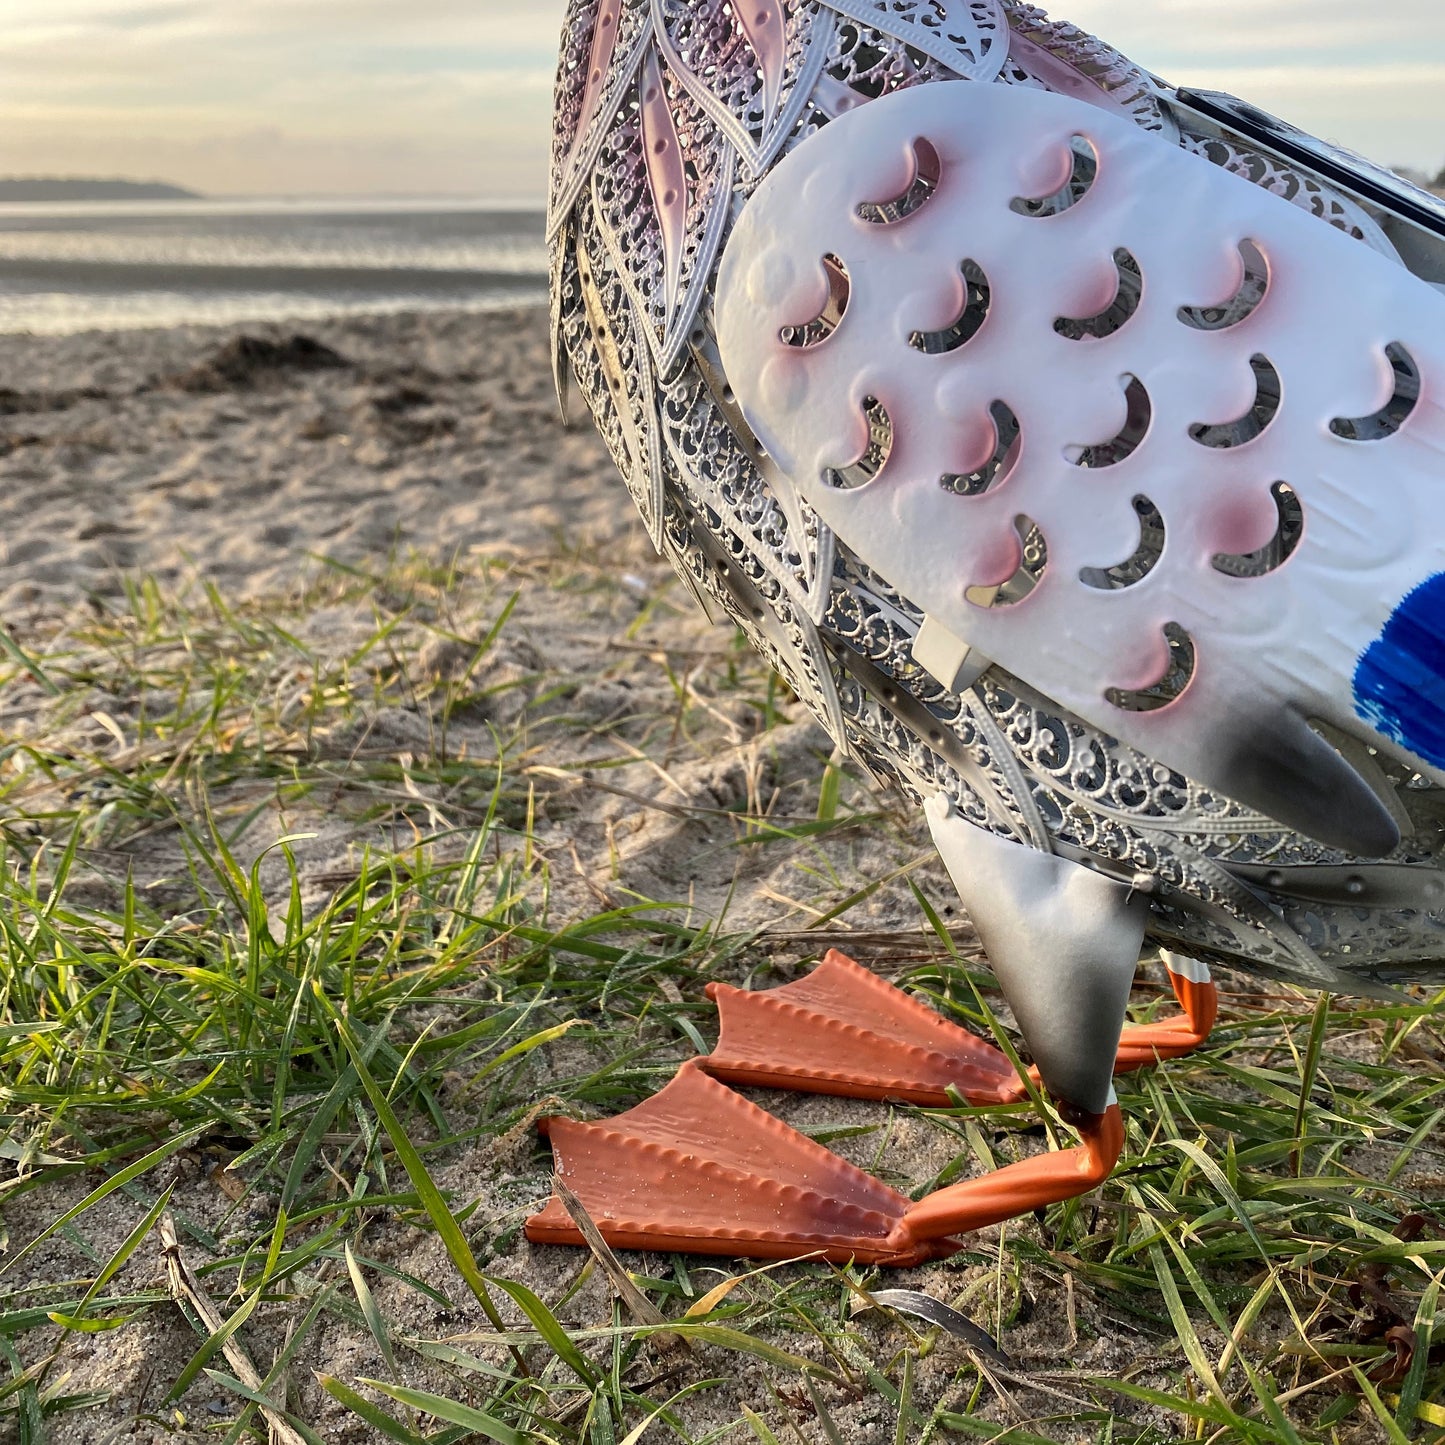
xmin=716 ymin=82 xmax=1445 ymax=854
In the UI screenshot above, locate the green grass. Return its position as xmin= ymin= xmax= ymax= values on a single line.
xmin=0 ymin=551 xmax=1442 ymax=1443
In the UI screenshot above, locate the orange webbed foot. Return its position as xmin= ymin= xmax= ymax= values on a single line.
xmin=524 ymin=1060 xmax=958 ymax=1266
xmin=702 ymin=948 xmax=1022 ymax=1106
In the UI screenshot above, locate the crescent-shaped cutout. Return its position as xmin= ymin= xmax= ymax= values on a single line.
xmin=823 ymin=395 xmax=893 ymax=490
xmin=1212 ymin=481 xmax=1304 ymax=578
xmin=1106 ymin=622 xmax=1197 ymax=712
xmin=1189 ymin=353 xmax=1281 ymax=448
xmin=856 ymin=136 xmax=942 ymax=225
xmin=1065 ymin=374 xmax=1152 ymax=468
xmin=1177 ymin=239 xmax=1270 ymax=331
xmin=940 ymin=400 xmax=1020 ymax=497
xmin=1054 ymin=248 xmax=1143 ymax=340
xmin=966 ymin=515 xmax=1048 ymax=608
xmin=1330 ymin=342 xmax=1420 ymax=440
xmin=1010 ymin=135 xmax=1099 ymax=217
xmin=910 ymin=259 xmax=991 ymax=353
xmin=1079 ymin=495 xmax=1165 ymax=590
xmin=780 ymin=253 xmax=851 ymax=349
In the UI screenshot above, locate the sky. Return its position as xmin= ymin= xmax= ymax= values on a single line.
xmin=0 ymin=0 xmax=1441 ymax=200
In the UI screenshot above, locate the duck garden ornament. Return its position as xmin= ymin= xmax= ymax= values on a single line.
xmin=526 ymin=0 xmax=1445 ymax=1265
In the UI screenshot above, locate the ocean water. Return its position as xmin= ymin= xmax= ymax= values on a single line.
xmin=0 ymin=199 xmax=548 ymax=335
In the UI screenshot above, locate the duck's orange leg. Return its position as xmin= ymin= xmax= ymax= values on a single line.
xmin=1111 ymin=953 xmax=1218 ymax=1074
xmin=885 ymin=1101 xmax=1125 ymax=1251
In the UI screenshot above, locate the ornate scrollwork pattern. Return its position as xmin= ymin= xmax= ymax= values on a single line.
xmin=549 ymin=0 xmax=1445 ymax=988
xmin=1178 ymin=130 xmax=1396 ymax=254
xmin=591 ymin=51 xmax=737 ymax=373
xmin=654 ymin=0 xmax=834 ymax=175
xmin=549 ymin=0 xmax=656 ymax=236
xmin=997 ymin=1 xmax=1175 ymax=136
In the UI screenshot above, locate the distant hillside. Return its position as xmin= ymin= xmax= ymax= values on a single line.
xmin=0 ymin=178 xmax=201 ymax=203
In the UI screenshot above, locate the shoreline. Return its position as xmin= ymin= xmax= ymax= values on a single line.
xmin=0 ymin=287 xmax=548 ymax=340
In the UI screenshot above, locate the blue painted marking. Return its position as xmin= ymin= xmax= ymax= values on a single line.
xmin=1355 ymin=572 xmax=1445 ymax=767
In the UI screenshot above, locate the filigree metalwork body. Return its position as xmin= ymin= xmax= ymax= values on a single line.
xmin=546 ymin=0 xmax=1445 ymax=993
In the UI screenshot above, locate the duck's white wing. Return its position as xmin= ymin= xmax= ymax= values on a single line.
xmin=716 ymin=81 xmax=1445 ymax=856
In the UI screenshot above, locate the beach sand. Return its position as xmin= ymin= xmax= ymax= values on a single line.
xmin=0 ymin=306 xmax=938 ymax=935
xmin=0 ymin=308 xmax=619 ymax=614
xmin=1 ymin=307 xmax=1106 ymax=1442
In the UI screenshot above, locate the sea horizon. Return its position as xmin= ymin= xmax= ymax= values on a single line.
xmin=0 ymin=193 xmax=547 ymax=216
xmin=0 ymin=197 xmax=549 ymax=336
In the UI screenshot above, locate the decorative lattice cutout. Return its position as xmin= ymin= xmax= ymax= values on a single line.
xmin=654 ymin=0 xmax=832 ymax=176
xmin=1211 ymin=482 xmax=1303 ymax=578
xmin=911 ymin=259 xmax=991 ymax=352
xmin=825 ymin=395 xmax=894 ymax=488
xmin=857 ymin=137 xmax=942 ymax=224
xmin=1065 ymin=375 xmax=1151 ymax=467
xmin=1010 ymin=134 xmax=1098 ymax=216
xmin=940 ymin=399 xmax=1019 ymax=495
xmin=1107 ymin=623 xmax=1196 ymax=712
xmin=1080 ymin=495 xmax=1165 ymax=590
xmin=1189 ymin=353 xmax=1281 ymax=448
xmin=1177 ymin=239 xmax=1270 ymax=331
xmin=968 ymin=515 xmax=1048 ymax=607
xmin=824 ymin=0 xmax=1010 ymax=82
xmin=781 ymin=253 xmax=851 ymax=348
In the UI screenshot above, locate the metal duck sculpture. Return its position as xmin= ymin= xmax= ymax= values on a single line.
xmin=526 ymin=0 xmax=1445 ymax=1265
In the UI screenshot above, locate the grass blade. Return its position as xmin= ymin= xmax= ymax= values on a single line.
xmin=484 ymin=1274 xmax=598 ymax=1386
xmin=1352 ymin=1367 xmax=1413 ymax=1445
xmin=345 ymin=1244 xmax=399 ymax=1381
xmin=1395 ymin=1271 xmax=1440 ymax=1433
xmin=0 ymin=1123 xmax=209 ymax=1277
xmin=742 ymin=1406 xmax=784 ymax=1445
xmin=316 ymin=1375 xmax=430 ymax=1445
xmin=331 ymin=1010 xmax=507 ymax=1331
xmin=203 ymin=1371 xmax=327 ymax=1445
xmin=59 ymin=1181 xmax=175 ymax=1329
xmin=360 ymin=1379 xmax=521 ymax=1444
xmin=165 ymin=1288 xmax=262 ymax=1402
xmin=1290 ymin=992 xmax=1332 ymax=1176
xmin=0 ymin=623 xmax=59 ymax=695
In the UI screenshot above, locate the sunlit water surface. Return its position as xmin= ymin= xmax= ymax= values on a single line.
xmin=0 ymin=198 xmax=548 ymax=334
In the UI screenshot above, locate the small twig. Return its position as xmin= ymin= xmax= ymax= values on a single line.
xmin=599 ymin=636 xmax=737 ymax=659
xmin=158 ymin=1213 xmax=307 ymax=1445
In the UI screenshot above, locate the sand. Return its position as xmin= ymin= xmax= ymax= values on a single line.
xmin=0 ymin=306 xmax=1093 ymax=1444
xmin=0 ymin=309 xmax=623 ymax=615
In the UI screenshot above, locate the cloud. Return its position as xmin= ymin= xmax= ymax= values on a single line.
xmin=0 ymin=0 xmax=569 ymax=196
